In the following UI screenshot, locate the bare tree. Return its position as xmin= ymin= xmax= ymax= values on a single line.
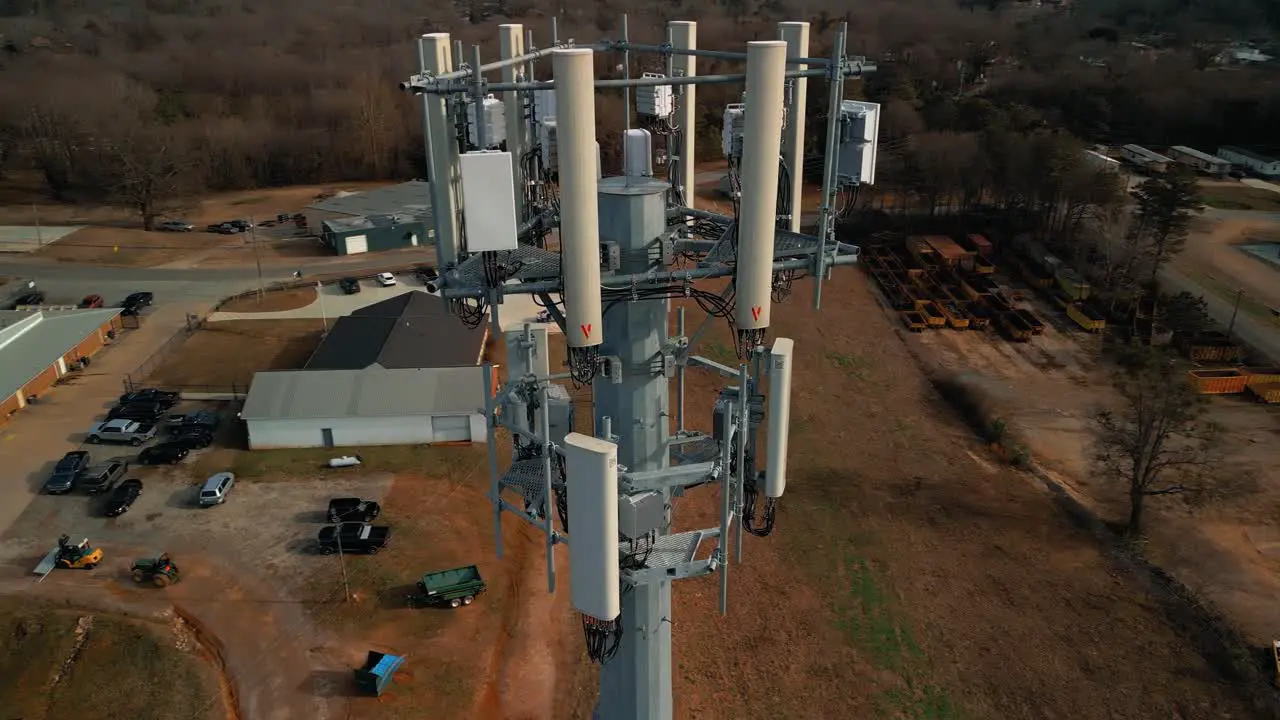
xmin=1093 ymin=347 xmax=1221 ymax=538
xmin=1129 ymin=167 xmax=1204 ymax=283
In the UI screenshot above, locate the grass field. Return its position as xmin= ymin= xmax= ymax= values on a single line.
xmin=1200 ymin=185 xmax=1280 ymax=212
xmin=146 ymin=319 xmax=324 ymax=389
xmin=0 ymin=598 xmax=223 ymax=720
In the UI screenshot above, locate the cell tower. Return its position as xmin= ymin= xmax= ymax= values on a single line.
xmin=401 ymin=16 xmax=878 ymax=720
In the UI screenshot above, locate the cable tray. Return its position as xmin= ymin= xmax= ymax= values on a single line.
xmin=452 ymin=244 xmax=562 ymax=287
xmin=499 ymin=458 xmax=548 ymax=507
xmin=645 ymin=530 xmax=709 ymax=571
xmin=671 ymin=437 xmax=718 ymax=464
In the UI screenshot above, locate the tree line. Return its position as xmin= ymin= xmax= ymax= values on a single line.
xmin=0 ymin=0 xmax=1272 ymax=230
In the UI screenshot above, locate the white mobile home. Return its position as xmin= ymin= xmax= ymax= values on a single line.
xmin=1120 ymin=144 xmax=1172 ymax=173
xmin=1167 ymin=146 xmax=1231 ymax=176
xmin=1083 ymin=149 xmax=1121 ymax=173
xmin=1217 ymin=146 xmax=1280 ymax=178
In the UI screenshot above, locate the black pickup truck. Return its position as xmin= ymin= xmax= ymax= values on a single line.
xmin=317 ymin=523 xmax=391 ymax=555
xmin=327 ymin=498 xmax=381 ymax=523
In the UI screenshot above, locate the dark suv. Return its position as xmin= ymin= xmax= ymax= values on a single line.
xmin=45 ymin=450 xmax=91 ymax=494
xmin=79 ymin=459 xmax=129 ymax=495
xmin=339 ymin=277 xmax=361 ymax=295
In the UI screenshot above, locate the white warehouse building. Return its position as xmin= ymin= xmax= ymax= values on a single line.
xmin=240 ymin=292 xmax=491 ymax=449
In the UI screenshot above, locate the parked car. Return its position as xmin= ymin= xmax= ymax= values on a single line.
xmin=317 ymin=522 xmax=392 ymax=554
xmin=45 ymin=450 xmax=91 ymax=494
xmin=206 ymin=223 xmax=239 ymax=234
xmin=168 ymin=409 xmax=220 ymax=431
xmin=158 ymin=220 xmax=194 ymax=232
xmin=107 ymin=402 xmax=166 ymax=423
xmin=228 ymin=219 xmax=253 ymax=232
xmin=79 ymin=459 xmax=129 ymax=495
xmin=79 ymin=294 xmax=104 ymax=308
xmin=12 ymin=291 xmax=44 ymax=308
xmin=122 ymin=292 xmax=154 ymax=311
xmin=103 ymin=479 xmax=143 ymax=517
xmin=339 ymin=277 xmax=362 ymax=295
xmin=138 ymin=443 xmax=190 ymax=465
xmin=198 ymin=472 xmax=235 ymax=506
xmin=119 ymin=388 xmax=179 ymax=408
xmin=170 ymin=427 xmax=214 ymax=449
xmin=327 ymin=498 xmax=382 ymax=523
xmin=375 ymin=272 xmax=397 ymax=287
xmin=85 ymin=418 xmax=157 ymax=446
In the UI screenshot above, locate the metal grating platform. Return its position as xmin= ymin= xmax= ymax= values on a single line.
xmin=499 ymin=458 xmax=548 ymax=508
xmin=671 ymin=437 xmax=719 ymax=465
xmin=452 ymin=244 xmax=563 ymax=287
xmin=645 ymin=530 xmax=708 ymax=571
xmin=703 ymin=226 xmax=822 ymax=265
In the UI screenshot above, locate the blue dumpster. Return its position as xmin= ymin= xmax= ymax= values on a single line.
xmin=353 ymin=651 xmax=404 ymax=696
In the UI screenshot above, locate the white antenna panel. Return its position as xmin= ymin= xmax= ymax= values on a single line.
xmin=635 ymin=73 xmax=674 ymax=118
xmin=466 ymin=94 xmax=507 ymax=149
xmin=564 ymin=432 xmax=621 ymax=620
xmin=459 ymin=151 xmax=519 ymax=252
xmin=765 ymin=337 xmax=794 ymax=498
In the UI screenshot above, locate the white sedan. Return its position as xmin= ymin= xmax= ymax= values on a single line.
xmin=375 ymin=272 xmax=397 ymax=287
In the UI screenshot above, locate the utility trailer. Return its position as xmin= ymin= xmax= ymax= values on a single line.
xmin=410 ymin=564 xmax=487 ymax=608
xmin=938 ymin=301 xmax=970 ymax=330
xmin=919 ymin=301 xmax=947 ymax=328
xmin=1014 ymin=308 xmax=1045 ymax=335
xmin=901 ymin=312 xmax=927 ymax=333
xmin=998 ymin=311 xmax=1034 ymax=342
xmin=1066 ymin=303 xmax=1106 ymax=332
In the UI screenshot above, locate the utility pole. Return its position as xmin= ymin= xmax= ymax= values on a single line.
xmin=1228 ymin=287 xmax=1244 ymax=339
xmin=317 ymin=280 xmax=328 ymax=333
xmin=251 ymin=218 xmax=264 ymax=302
xmin=336 ymin=539 xmax=351 ymax=602
xmin=33 ymin=204 xmax=43 ymax=247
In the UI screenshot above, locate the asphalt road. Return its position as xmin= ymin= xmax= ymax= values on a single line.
xmin=1159 ymin=264 xmax=1280 ymax=363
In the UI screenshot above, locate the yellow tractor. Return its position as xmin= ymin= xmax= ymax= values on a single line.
xmin=55 ymin=534 xmax=103 ymax=570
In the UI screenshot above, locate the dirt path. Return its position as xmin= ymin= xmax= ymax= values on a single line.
xmin=472 ymin=522 xmax=567 ymax=720
xmin=0 ymin=551 xmax=346 ymax=720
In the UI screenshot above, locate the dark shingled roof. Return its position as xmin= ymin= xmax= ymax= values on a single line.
xmin=304 ymin=292 xmax=485 ymax=371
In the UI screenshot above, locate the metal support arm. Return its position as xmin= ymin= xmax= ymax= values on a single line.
xmin=621 ymin=462 xmax=716 ymax=493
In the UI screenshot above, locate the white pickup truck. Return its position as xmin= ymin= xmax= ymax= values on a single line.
xmin=85 ymin=418 xmax=157 ymax=446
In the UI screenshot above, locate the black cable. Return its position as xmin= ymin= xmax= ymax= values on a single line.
xmin=582 ymin=614 xmax=623 ymax=663
xmin=742 ymin=474 xmax=777 ymax=537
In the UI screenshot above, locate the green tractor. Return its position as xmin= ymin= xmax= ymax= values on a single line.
xmin=130 ymin=553 xmax=180 ymax=588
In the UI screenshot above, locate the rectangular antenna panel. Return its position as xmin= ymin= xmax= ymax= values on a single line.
xmin=635 ymin=73 xmax=675 ymax=118
xmin=765 ymin=338 xmax=794 ymax=498
xmin=459 ymin=151 xmax=519 ymax=252
xmin=466 ymin=94 xmax=507 ymax=149
xmin=837 ymin=100 xmax=880 ymax=186
xmin=564 ymin=432 xmax=621 ymax=620
xmin=721 ymin=103 xmax=745 ymax=159
xmin=539 ymin=119 xmax=558 ymax=170
xmin=532 ymin=89 xmax=556 ymax=123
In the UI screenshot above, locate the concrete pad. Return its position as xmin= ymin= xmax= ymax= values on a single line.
xmin=496 ymin=293 xmax=562 ymax=334
xmin=1242 ymin=178 xmax=1280 ymax=195
xmin=0 ymin=226 xmax=83 ymax=253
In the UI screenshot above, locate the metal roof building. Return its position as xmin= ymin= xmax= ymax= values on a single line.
xmin=1217 ymin=146 xmax=1280 ymax=178
xmin=1168 ymin=146 xmax=1232 ymax=175
xmin=0 ymin=309 xmax=123 ymax=418
xmin=240 ymin=292 xmax=489 ymax=449
xmin=303 ymin=181 xmax=435 ymax=253
xmin=304 ymin=292 xmax=486 ymax=370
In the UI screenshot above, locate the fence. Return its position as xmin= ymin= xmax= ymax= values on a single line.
xmin=122 ymin=312 xmax=208 ymax=392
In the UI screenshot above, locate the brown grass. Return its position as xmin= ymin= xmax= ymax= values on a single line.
xmin=218 ymin=287 xmax=317 ymax=313
xmin=146 ymin=319 xmax=323 ymax=388
xmin=0 ymin=598 xmax=224 ymax=720
xmin=32 ymin=226 xmax=243 ymax=268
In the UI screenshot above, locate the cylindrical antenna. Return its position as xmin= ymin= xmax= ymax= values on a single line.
xmin=555 ymin=49 xmax=605 ymax=353
xmin=668 ymin=22 xmax=697 ymax=211
xmin=733 ymin=41 xmax=787 ymax=351
xmin=778 ymin=22 xmax=810 ymax=234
